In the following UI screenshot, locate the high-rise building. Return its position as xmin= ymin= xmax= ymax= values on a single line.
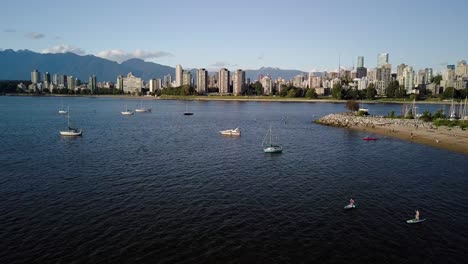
xmin=52 ymin=74 xmax=58 ymax=85
xmin=378 ymin=53 xmax=389 ymax=68
xmin=447 ymin=65 xmax=455 ymax=70
xmin=403 ymin=66 xmax=415 ymax=93
xmin=357 ymin=56 xmax=364 ymax=68
xmin=425 ymin=68 xmax=433 ymax=84
xmin=175 ymin=64 xmax=183 ymax=87
xmin=59 ymin=75 xmax=67 ymax=88
xmin=417 ymin=70 xmax=427 ymax=86
xmin=163 ymin=74 xmax=172 ymax=88
xmin=43 ymin=72 xmax=50 ymax=84
xmin=196 ymin=68 xmax=208 ymax=94
xmin=116 ymin=75 xmax=124 ymax=91
xmin=232 ymin=69 xmax=245 ymax=95
xmin=396 ymin=64 xmax=407 ymax=84
xmin=67 ymin=75 xmax=75 ymax=90
xmin=261 ymin=76 xmax=273 ymax=95
xmin=356 ymin=67 xmax=367 ymax=78
xmin=182 ymin=70 xmax=192 ymax=87
xmin=31 ymin=70 xmax=40 ymax=84
xmin=208 ymin=74 xmax=218 ymax=89
xmin=122 ymin=72 xmax=143 ymax=94
xmin=149 ymin=78 xmax=162 ymax=93
xmin=443 ymin=68 xmax=455 ymax=81
xmin=218 ymin=68 xmax=230 ymax=94
xmin=456 ymin=60 xmax=468 ymax=77
xmin=88 ymin=75 xmax=97 ymax=93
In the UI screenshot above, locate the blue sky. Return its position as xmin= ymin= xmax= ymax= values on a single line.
xmin=1 ymin=0 xmax=467 ymax=72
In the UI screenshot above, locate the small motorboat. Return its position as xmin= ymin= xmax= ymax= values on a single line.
xmin=219 ymin=127 xmax=241 ymax=136
xmin=363 ymin=137 xmax=378 ymax=141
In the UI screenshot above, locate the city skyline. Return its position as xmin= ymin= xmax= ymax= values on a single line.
xmin=1 ymin=0 xmax=467 ymax=72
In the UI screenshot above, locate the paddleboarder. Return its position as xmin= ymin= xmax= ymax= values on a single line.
xmin=349 ymin=198 xmax=355 ymax=206
xmin=415 ymin=210 xmax=420 ymax=221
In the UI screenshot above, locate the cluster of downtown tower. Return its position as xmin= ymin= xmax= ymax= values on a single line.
xmin=26 ymin=53 xmax=468 ymax=96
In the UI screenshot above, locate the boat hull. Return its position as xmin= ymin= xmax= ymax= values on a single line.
xmin=58 ymin=110 xmax=68 ymax=114
xmin=135 ymin=109 xmax=151 ymax=113
xmin=60 ymin=130 xmax=82 ymax=136
xmin=121 ymin=111 xmax=134 ymax=115
xmin=264 ymin=146 xmax=282 ymax=153
xmin=219 ymin=128 xmax=241 ymax=136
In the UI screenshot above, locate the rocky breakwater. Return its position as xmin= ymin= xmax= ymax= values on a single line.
xmin=315 ymin=113 xmax=425 ymax=129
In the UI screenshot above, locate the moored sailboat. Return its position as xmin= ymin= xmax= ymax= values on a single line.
xmin=262 ymin=125 xmax=282 ymax=153
xmin=60 ymin=107 xmax=82 ymax=136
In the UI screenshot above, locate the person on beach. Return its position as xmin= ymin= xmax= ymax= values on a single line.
xmin=415 ymin=210 xmax=420 ymax=221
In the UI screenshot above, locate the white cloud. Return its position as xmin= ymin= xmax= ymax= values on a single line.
xmin=96 ymin=49 xmax=173 ymax=63
xmin=25 ymin=32 xmax=45 ymax=39
xmin=210 ymin=61 xmax=238 ymax=68
xmin=42 ymin=44 xmax=86 ymax=55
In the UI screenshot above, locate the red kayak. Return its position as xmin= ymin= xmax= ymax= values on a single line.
xmin=363 ymin=137 xmax=378 ymax=141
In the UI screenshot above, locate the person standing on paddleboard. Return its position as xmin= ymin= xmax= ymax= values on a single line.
xmin=415 ymin=210 xmax=420 ymax=221
xmin=349 ymin=198 xmax=355 ymax=206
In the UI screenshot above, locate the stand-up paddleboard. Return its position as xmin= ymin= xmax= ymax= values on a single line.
xmin=344 ymin=204 xmax=356 ymax=209
xmin=406 ymin=219 xmax=426 ymax=224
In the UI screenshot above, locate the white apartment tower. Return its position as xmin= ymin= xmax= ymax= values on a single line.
xmin=233 ymin=69 xmax=245 ymax=95
xmin=175 ymin=64 xmax=183 ymax=87
xmin=403 ymin=66 xmax=415 ymax=93
xmin=218 ymin=68 xmax=230 ymax=94
xmin=196 ymin=68 xmax=208 ymax=94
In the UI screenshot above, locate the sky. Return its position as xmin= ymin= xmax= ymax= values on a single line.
xmin=1 ymin=0 xmax=467 ymax=72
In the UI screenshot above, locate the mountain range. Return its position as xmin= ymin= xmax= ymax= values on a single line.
xmin=0 ymin=49 xmax=306 ymax=82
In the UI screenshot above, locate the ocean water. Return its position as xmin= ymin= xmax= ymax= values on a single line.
xmin=0 ymin=96 xmax=467 ymax=263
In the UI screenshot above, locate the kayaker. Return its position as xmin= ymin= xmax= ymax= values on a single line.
xmin=415 ymin=210 xmax=420 ymax=221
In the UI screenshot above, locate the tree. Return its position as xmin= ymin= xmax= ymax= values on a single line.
xmin=332 ymin=83 xmax=342 ymax=99
xmin=389 ymin=110 xmax=395 ymax=118
xmin=345 ymin=100 xmax=359 ymax=112
xmin=395 ymin=85 xmax=407 ymax=98
xmin=305 ymin=88 xmax=318 ymax=99
xmin=385 ymin=80 xmax=401 ymax=98
xmin=286 ymin=89 xmax=296 ymax=98
xmin=344 ymin=88 xmax=358 ymax=100
xmin=366 ymin=85 xmax=377 ymax=100
xmin=431 ymin=75 xmax=442 ymax=85
xmin=279 ymin=88 xmax=288 ymax=97
xmin=441 ymin=87 xmax=461 ymax=99
xmin=252 ymin=81 xmax=263 ymax=95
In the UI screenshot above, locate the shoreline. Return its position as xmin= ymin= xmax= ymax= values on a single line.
xmin=316 ymin=113 xmax=468 ymax=155
xmin=2 ymin=93 xmax=456 ymax=105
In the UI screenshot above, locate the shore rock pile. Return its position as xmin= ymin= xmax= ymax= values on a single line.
xmin=315 ymin=113 xmax=428 ymax=128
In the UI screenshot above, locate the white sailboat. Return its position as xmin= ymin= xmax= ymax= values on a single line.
xmin=58 ymin=99 xmax=68 ymax=114
xmin=449 ymin=99 xmax=457 ymax=120
xmin=135 ymin=100 xmax=152 ymax=113
xmin=461 ymin=97 xmax=468 ymax=120
xmin=60 ymin=107 xmax=82 ymax=136
xmin=121 ymin=104 xmax=134 ymax=115
xmin=262 ymin=125 xmax=282 ymax=153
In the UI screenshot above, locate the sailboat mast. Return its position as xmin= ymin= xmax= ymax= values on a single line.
xmin=269 ymin=126 xmax=272 ymax=146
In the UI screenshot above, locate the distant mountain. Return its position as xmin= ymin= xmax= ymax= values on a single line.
xmin=0 ymin=49 xmax=174 ymax=82
xmin=245 ymin=67 xmax=307 ymax=81
xmin=0 ymin=49 xmax=307 ymax=83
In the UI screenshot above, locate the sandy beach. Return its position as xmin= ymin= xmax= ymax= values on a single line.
xmin=316 ymin=113 xmax=468 ymax=155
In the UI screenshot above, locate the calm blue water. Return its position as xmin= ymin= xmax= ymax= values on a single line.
xmin=0 ymin=96 xmax=467 ymax=264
